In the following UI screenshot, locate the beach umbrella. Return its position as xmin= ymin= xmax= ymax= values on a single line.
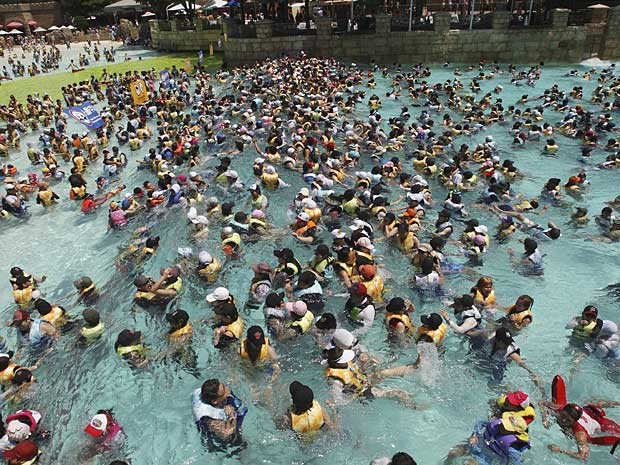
xmin=48 ymin=26 xmax=60 ymax=31
xmin=8 ymin=29 xmax=23 ymax=35
xmin=0 ymin=31 xmax=8 ymax=35
xmin=33 ymin=27 xmax=47 ymax=33
xmin=141 ymin=11 xmax=156 ymax=17
xmin=59 ymin=25 xmax=68 ymax=29
xmin=28 ymin=20 xmax=38 ymax=26
xmin=5 ymin=21 xmax=23 ymax=29
xmin=66 ymin=25 xmax=76 ymax=30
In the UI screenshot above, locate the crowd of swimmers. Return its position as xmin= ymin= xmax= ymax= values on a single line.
xmin=1 ymin=53 xmax=620 ymax=464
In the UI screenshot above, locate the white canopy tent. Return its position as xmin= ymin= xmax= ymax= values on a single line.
xmin=48 ymin=25 xmax=60 ymax=31
xmin=203 ymin=0 xmax=228 ymax=9
xmin=104 ymin=0 xmax=147 ymax=13
xmin=0 ymin=30 xmax=8 ymax=35
xmin=141 ymin=11 xmax=157 ymax=17
xmin=66 ymin=25 xmax=76 ymax=29
xmin=8 ymin=29 xmax=23 ymax=35
xmin=33 ymin=27 xmax=47 ymax=33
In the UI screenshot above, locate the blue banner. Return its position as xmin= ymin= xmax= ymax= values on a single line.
xmin=63 ymin=101 xmax=104 ymax=129
xmin=160 ymin=69 xmax=171 ymax=88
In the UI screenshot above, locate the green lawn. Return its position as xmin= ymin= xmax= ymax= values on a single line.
xmin=0 ymin=54 xmax=222 ymax=104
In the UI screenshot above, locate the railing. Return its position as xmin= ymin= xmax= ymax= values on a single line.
xmin=391 ymin=16 xmax=434 ymax=31
xmin=273 ymin=22 xmax=316 ymax=36
xmin=332 ymin=16 xmax=376 ymax=33
xmin=451 ymin=13 xmax=493 ymax=29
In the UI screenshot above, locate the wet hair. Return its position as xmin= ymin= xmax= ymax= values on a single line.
xmin=392 ymin=452 xmax=417 ymax=465
xmin=265 ymin=292 xmax=283 ymax=308
xmin=421 ymin=256 xmax=435 ymax=275
xmin=12 ymin=368 xmax=33 ymax=385
xmin=524 ymin=238 xmax=537 ymax=253
xmin=200 ymin=379 xmax=221 ymax=403
xmin=315 ymin=313 xmax=337 ymax=330
xmin=315 ymin=244 xmax=330 ymax=257
xmin=245 ymin=326 xmax=266 ymax=363
xmin=34 ymin=299 xmax=52 ymax=316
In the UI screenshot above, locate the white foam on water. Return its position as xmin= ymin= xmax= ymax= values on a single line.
xmin=580 ymin=57 xmax=613 ymax=67
xmin=417 ymin=342 xmax=442 ymax=386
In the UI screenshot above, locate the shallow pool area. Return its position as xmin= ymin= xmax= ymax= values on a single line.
xmin=1 ymin=59 xmax=620 ymax=465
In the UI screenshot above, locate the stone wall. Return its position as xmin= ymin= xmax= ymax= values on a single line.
xmin=150 ymin=20 xmax=223 ymax=52
xmin=149 ymin=7 xmax=620 ymax=65
xmin=0 ymin=2 xmax=62 ymax=29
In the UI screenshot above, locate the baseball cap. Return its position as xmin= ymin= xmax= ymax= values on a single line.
xmin=84 ymin=413 xmax=108 ymax=438
xmin=297 ymin=212 xmax=310 ymax=222
xmin=358 ymin=264 xmax=377 ymax=279
xmin=348 ymin=283 xmax=367 ymax=296
xmin=285 ymin=300 xmax=308 ymax=316
xmin=198 ymin=251 xmax=213 ymax=264
xmin=206 ymin=287 xmax=230 ymax=303
xmin=355 ymin=237 xmax=374 ymax=250
xmin=421 ymin=313 xmax=443 ymax=330
xmin=332 ymin=328 xmax=355 ymax=349
xmin=505 ymin=391 xmax=530 ymax=409
xmin=10 ymin=309 xmax=30 ymax=326
xmin=331 ymin=229 xmax=346 ymax=239
xmin=7 ymin=420 xmax=31 ymax=442
xmin=224 ymin=170 xmax=238 ymax=179
xmin=3 ymin=440 xmax=39 ymax=461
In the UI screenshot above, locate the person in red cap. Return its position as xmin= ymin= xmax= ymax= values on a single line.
xmin=10 ymin=310 xmax=57 ymax=349
xmin=83 ymin=409 xmax=124 ymax=450
xmin=344 ymin=283 xmax=375 ymax=331
xmin=3 ymin=440 xmax=39 ymax=464
xmin=496 ymin=391 xmax=537 ymax=425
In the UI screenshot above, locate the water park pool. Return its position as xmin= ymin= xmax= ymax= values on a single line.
xmin=1 ymin=57 xmax=620 ymax=465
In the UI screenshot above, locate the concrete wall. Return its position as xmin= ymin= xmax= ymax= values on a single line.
xmin=0 ymin=2 xmax=62 ymax=29
xmin=149 ymin=7 xmax=620 ymax=65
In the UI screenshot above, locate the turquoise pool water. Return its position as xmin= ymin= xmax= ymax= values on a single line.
xmin=1 ymin=59 xmax=619 ymax=465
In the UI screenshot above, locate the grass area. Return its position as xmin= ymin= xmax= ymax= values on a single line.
xmin=0 ymin=54 xmax=222 ymax=104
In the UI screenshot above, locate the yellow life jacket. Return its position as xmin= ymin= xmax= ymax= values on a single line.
xmin=251 ymin=194 xmax=268 ymax=209
xmin=81 ymin=322 xmax=105 ymax=341
xmin=497 ymin=395 xmax=537 ymax=423
xmin=222 ymin=233 xmax=242 ymax=249
xmin=38 ymin=190 xmax=55 ymax=206
xmin=42 ymin=306 xmax=66 ymax=327
xmin=305 ymin=208 xmax=322 ymax=223
xmin=215 ymin=172 xmax=227 ymax=185
xmin=80 ymin=283 xmax=97 ymax=299
xmin=342 ymin=198 xmax=359 ymax=215
xmin=572 ymin=319 xmax=599 ymax=340
xmin=335 ymin=261 xmax=354 ymax=278
xmin=239 ymin=337 xmax=271 ymax=362
xmin=310 ymin=256 xmax=334 ymax=276
xmin=398 ymin=232 xmax=416 ymax=253
xmin=545 ymin=144 xmax=559 ymax=153
xmin=13 ymin=287 xmax=33 ymax=308
xmin=325 ymin=362 xmax=368 ymax=394
xmin=291 ymin=400 xmax=325 ymax=433
xmin=198 ymin=259 xmax=222 ymax=282
xmin=474 ymin=289 xmax=496 ymax=307
xmin=249 ymin=218 xmax=267 ymax=230
xmin=370 ymin=205 xmax=387 ymax=218
xmin=166 ymin=278 xmax=183 ymax=293
xmin=356 ymin=251 xmax=374 ymax=264
xmin=170 ymin=323 xmax=193 ymax=338
xmin=225 ymin=317 xmax=244 ymax=340
xmin=141 ymin=247 xmax=155 ymax=258
xmin=135 ymin=290 xmax=157 ymax=302
xmin=116 ymin=344 xmax=146 ymax=357
xmin=361 ymin=276 xmax=384 ymax=302
xmin=290 ymin=310 xmax=314 ymax=334
xmin=0 ymin=363 xmax=19 ymax=385
xmin=385 ymin=312 xmax=414 ymax=335
xmin=261 ymin=172 xmax=280 ymax=189
xmin=416 ymin=323 xmax=447 ymax=345
xmin=330 ymin=169 xmax=345 ymax=182
xmin=506 ymin=305 xmax=533 ymax=325
xmin=71 ymin=186 xmax=87 ymax=200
